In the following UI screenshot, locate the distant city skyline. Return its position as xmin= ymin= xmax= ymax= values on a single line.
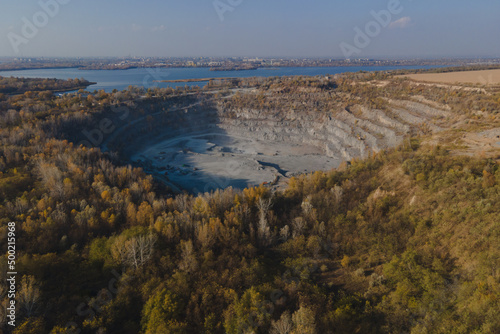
xmin=1 ymin=0 xmax=499 ymax=58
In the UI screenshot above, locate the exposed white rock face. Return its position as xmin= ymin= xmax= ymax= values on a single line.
xmin=110 ymin=98 xmax=448 ymax=193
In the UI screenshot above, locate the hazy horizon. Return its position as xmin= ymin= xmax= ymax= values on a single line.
xmin=1 ymin=0 xmax=500 ymax=58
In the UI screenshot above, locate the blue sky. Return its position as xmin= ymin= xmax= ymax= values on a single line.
xmin=1 ymin=0 xmax=499 ymax=58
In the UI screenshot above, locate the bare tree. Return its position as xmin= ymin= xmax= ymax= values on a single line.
xmin=125 ymin=233 xmax=157 ymax=269
xmin=176 ymin=193 xmax=192 ymax=212
xmin=271 ymin=311 xmax=293 ymax=334
xmin=178 ymin=240 xmax=198 ymax=273
xmin=331 ymin=185 xmax=343 ymax=205
xmin=74 ymin=205 xmax=97 ymax=228
xmin=292 ymin=217 xmax=305 ymax=238
xmin=111 ymin=234 xmax=129 ymax=264
xmin=35 ymin=160 xmax=65 ymax=199
xmin=257 ymin=197 xmax=272 ymax=245
xmin=18 ymin=275 xmax=40 ymax=317
xmin=51 ymin=203 xmax=68 ymax=225
xmin=14 ymin=197 xmax=29 ymax=215
xmin=292 ymin=306 xmax=316 ymax=334
xmin=301 ymin=196 xmax=313 ymax=216
xmin=280 ymin=225 xmax=290 ymax=242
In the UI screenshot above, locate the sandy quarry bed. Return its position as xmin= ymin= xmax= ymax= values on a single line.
xmin=399 ymin=69 xmax=500 ymax=85
xmin=132 ymin=131 xmax=340 ymax=193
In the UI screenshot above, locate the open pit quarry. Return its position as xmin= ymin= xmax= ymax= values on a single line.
xmin=104 ymin=94 xmax=450 ymax=193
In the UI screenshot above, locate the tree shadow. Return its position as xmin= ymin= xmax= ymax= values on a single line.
xmin=105 ymin=95 xmax=258 ymax=194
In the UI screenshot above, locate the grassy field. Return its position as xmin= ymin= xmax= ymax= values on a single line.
xmin=400 ymin=69 xmax=500 ymax=85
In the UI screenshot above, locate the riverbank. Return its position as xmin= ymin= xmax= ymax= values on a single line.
xmin=156 ymin=78 xmax=239 ymax=83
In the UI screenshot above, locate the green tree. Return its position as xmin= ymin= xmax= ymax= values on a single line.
xmin=141 ymin=288 xmax=187 ymax=334
xmin=224 ymin=287 xmax=271 ymax=334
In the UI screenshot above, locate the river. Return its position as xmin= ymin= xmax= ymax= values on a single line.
xmin=0 ymin=65 xmax=442 ymax=92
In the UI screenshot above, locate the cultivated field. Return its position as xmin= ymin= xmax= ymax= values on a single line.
xmin=400 ymin=69 xmax=500 ymax=85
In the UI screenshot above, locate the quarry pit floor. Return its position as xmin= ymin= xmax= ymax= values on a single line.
xmin=131 ymin=131 xmax=341 ymax=193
